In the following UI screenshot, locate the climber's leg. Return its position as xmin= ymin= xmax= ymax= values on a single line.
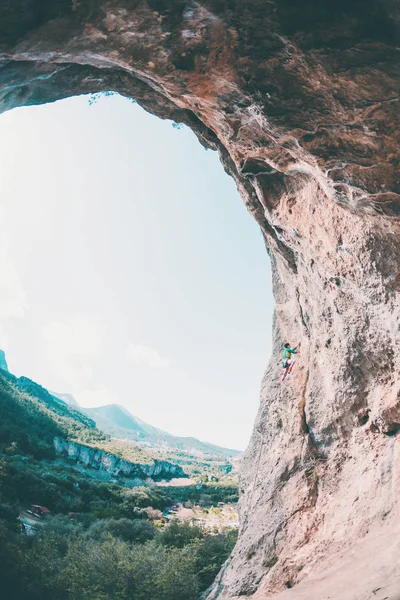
xmin=281 ymin=360 xmax=290 ymax=383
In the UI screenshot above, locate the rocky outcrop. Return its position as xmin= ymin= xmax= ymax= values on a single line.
xmin=54 ymin=437 xmax=184 ymax=480
xmin=0 ymin=349 xmax=9 ymax=372
xmin=1 ymin=3 xmax=399 ymax=599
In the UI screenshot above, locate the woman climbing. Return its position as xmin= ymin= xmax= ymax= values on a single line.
xmin=280 ymin=342 xmax=300 ymax=383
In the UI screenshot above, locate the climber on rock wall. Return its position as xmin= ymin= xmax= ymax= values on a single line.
xmin=280 ymin=342 xmax=300 ymax=383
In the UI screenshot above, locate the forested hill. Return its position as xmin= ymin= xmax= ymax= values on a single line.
xmin=0 ymin=368 xmax=176 ymax=468
xmin=0 ymin=367 xmax=238 ymax=600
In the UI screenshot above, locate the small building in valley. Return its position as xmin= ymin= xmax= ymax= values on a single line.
xmin=30 ymin=505 xmax=50 ymax=517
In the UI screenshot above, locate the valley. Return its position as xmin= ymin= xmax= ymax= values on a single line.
xmin=0 ymin=351 xmax=240 ymax=600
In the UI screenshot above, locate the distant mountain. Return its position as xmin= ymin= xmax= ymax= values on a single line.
xmin=84 ymin=404 xmax=241 ymax=458
xmin=0 ymin=350 xmax=240 ymax=460
xmin=0 ymin=349 xmax=9 ymax=372
xmin=0 ymin=365 xmax=183 ymax=478
xmin=51 ymin=391 xmax=79 ymax=407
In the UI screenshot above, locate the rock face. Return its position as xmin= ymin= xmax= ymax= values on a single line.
xmin=54 ymin=437 xmax=184 ymax=480
xmin=0 ymin=3 xmax=399 ymax=599
xmin=0 ymin=350 xmax=8 ymax=372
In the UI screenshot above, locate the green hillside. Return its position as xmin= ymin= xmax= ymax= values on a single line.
xmin=1 ymin=366 xmax=238 ymax=514
xmin=0 ymin=368 xmax=238 ymax=600
xmin=0 ymin=370 xmax=155 ymax=465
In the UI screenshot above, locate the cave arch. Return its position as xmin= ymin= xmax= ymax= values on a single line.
xmin=1 ymin=2 xmax=400 ymax=598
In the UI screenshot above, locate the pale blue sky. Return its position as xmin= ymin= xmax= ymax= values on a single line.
xmin=0 ymin=93 xmax=273 ymax=450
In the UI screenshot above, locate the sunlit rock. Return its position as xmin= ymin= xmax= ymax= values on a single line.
xmin=53 ymin=436 xmax=184 ymax=480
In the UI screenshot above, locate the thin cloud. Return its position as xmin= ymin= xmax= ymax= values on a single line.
xmin=0 ymin=324 xmax=9 ymax=348
xmin=75 ymin=385 xmax=118 ymax=408
xmin=126 ymin=342 xmax=171 ymax=369
xmin=0 ymin=238 xmax=28 ymax=319
xmin=43 ymin=316 xmax=104 ymax=388
xmin=43 ymin=317 xmax=103 ymax=356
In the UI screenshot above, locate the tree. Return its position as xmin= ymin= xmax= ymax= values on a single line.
xmin=158 ymin=520 xmax=203 ymax=549
xmin=86 ymin=518 xmax=155 ymax=544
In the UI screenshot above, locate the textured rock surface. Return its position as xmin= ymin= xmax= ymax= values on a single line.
xmin=0 ymin=2 xmax=399 ymax=599
xmin=54 ymin=437 xmax=184 ymax=480
xmin=0 ymin=349 xmax=9 ymax=372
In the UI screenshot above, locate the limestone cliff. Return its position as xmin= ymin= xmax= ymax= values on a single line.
xmin=0 ymin=349 xmax=8 ymax=372
xmin=54 ymin=436 xmax=184 ymax=480
xmin=0 ymin=2 xmax=399 ymax=599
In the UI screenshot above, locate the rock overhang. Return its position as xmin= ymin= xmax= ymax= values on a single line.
xmin=1 ymin=2 xmax=400 ymax=599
